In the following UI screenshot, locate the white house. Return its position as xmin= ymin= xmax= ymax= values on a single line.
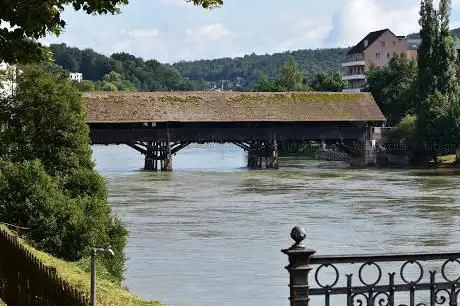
xmin=69 ymin=72 xmax=83 ymax=83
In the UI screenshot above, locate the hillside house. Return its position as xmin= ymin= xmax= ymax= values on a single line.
xmin=342 ymin=29 xmax=415 ymax=92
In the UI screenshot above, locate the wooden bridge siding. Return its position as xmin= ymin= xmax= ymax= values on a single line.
xmin=88 ymin=123 xmax=370 ymax=145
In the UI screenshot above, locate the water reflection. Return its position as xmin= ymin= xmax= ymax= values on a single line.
xmin=92 ymin=144 xmax=460 ymax=306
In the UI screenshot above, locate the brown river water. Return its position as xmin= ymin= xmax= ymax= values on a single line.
xmin=92 ymin=144 xmax=460 ymax=306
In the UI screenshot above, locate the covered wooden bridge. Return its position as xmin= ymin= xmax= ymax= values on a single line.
xmin=84 ymin=91 xmax=386 ymax=171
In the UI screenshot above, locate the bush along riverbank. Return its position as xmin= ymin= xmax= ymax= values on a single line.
xmin=0 ymin=64 xmax=161 ymax=304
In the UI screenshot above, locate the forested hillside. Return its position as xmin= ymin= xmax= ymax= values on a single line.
xmin=50 ymin=44 xmax=205 ymax=91
xmin=171 ymin=48 xmax=348 ymax=90
xmin=50 ymin=43 xmax=347 ymax=91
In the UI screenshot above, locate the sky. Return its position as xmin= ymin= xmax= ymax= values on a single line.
xmin=42 ymin=0 xmax=460 ymax=64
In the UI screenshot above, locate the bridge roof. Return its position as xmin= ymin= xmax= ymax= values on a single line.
xmin=83 ymin=91 xmax=386 ymax=123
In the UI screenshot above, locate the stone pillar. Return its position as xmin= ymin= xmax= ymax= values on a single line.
xmin=364 ymin=125 xmax=376 ymax=166
xmin=282 ymin=226 xmax=316 ymax=306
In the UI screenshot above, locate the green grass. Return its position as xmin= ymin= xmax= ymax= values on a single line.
xmin=1 ymin=225 xmax=164 ymax=306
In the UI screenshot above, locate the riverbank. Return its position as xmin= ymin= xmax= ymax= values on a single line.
xmin=0 ymin=225 xmax=163 ymax=306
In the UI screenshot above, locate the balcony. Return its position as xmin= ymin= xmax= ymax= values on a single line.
xmin=341 ymin=60 xmax=365 ymax=67
xmin=342 ymin=74 xmax=366 ymax=81
xmin=345 ymin=53 xmax=365 ymax=62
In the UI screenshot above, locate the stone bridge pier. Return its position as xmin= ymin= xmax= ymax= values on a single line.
xmin=318 ymin=126 xmax=382 ymax=167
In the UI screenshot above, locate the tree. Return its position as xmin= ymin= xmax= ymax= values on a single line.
xmin=414 ymin=0 xmax=460 ymax=161
xmin=365 ymin=55 xmax=417 ymax=125
xmin=311 ymin=71 xmax=348 ymax=92
xmin=252 ymin=73 xmax=277 ymax=92
xmin=2 ymin=65 xmax=93 ymax=176
xmin=0 ymin=64 xmax=128 ymax=280
xmin=1 ymin=0 xmax=223 ymax=64
xmin=435 ymin=0 xmax=459 ymax=100
xmin=275 ymin=56 xmax=305 ymax=91
xmin=417 ymin=0 xmax=438 ymax=101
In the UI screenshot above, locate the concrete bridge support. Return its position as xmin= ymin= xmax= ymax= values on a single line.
xmin=320 ymin=126 xmax=378 ymax=167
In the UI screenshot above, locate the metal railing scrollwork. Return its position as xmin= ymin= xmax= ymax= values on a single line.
xmin=282 ymin=226 xmax=460 ymax=306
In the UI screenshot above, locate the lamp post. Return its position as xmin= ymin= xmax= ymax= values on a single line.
xmin=90 ymin=247 xmax=114 ymax=306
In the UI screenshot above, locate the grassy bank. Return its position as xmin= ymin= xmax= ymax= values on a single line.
xmin=428 ymin=154 xmax=459 ymax=168
xmin=1 ymin=225 xmax=163 ymax=306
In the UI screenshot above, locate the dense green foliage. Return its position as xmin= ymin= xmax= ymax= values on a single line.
xmin=0 ymin=64 xmax=127 ymax=281
xmin=414 ymin=0 xmax=460 ymax=161
xmin=50 ymin=44 xmax=205 ymax=91
xmin=365 ymin=55 xmax=418 ymax=125
xmin=172 ymin=48 xmax=348 ymax=91
xmin=310 ymin=71 xmax=348 ymax=92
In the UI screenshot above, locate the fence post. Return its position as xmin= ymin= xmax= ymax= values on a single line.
xmin=282 ymin=226 xmax=316 ymax=306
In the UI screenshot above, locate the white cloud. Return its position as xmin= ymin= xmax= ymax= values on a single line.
xmin=185 ymin=24 xmax=235 ymax=43
xmin=127 ymin=28 xmax=161 ymax=38
xmin=326 ymin=0 xmax=420 ymax=47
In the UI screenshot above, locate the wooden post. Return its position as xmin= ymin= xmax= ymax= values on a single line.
xmin=270 ymin=133 xmax=279 ymax=169
xmin=144 ymin=142 xmax=155 ymax=171
xmin=163 ymin=128 xmax=173 ymax=171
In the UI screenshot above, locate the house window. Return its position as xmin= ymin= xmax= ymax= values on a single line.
xmin=387 ymin=53 xmax=390 ymax=58
xmin=376 ymin=53 xmax=381 ymax=59
xmin=393 ymin=41 xmax=396 ymax=46
xmin=381 ymin=41 xmax=386 ymax=47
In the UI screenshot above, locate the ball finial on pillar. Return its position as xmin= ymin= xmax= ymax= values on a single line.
xmin=290 ymin=225 xmax=307 ymax=249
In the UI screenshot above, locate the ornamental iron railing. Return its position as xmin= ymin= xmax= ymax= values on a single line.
xmin=282 ymin=226 xmax=460 ymax=306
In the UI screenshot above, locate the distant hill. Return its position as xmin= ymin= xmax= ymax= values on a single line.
xmin=406 ymin=27 xmax=460 ymax=39
xmin=170 ymin=48 xmax=348 ymax=90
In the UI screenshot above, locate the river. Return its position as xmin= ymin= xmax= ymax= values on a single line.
xmin=92 ymin=144 xmax=460 ymax=306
